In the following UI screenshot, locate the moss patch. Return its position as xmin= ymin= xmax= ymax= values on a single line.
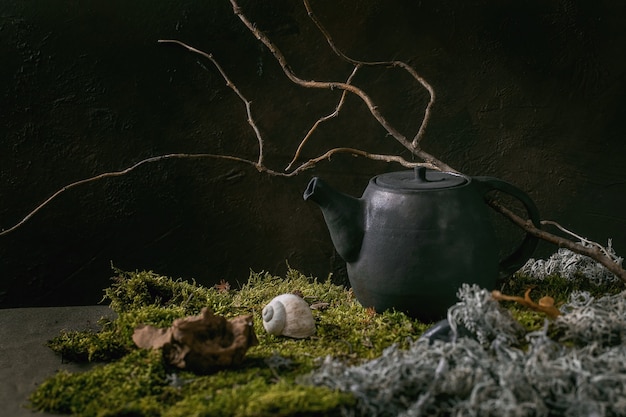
xmin=31 ymin=268 xmax=622 ymax=416
xmin=31 ymin=268 xmax=427 ymax=416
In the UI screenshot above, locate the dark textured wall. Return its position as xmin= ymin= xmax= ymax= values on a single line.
xmin=2 ymin=0 xmax=625 ymax=307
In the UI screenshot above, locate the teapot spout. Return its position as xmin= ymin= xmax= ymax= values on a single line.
xmin=303 ymin=177 xmax=364 ymax=263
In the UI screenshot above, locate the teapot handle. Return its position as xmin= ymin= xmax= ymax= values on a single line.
xmin=472 ymin=176 xmax=541 ymax=277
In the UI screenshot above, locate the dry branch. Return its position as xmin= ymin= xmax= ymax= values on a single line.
xmin=492 ymin=288 xmax=560 ymax=319
xmin=157 ymin=39 xmax=265 ymax=167
xmin=487 ymin=198 xmax=626 ymax=284
xmin=0 ymin=153 xmax=253 ymax=236
xmin=1 ymin=1 xmax=454 ymax=237
xmin=227 ymin=0 xmax=454 ymax=173
xmin=285 ymin=65 xmax=360 ymax=172
xmin=302 ymin=0 xmax=435 ymax=149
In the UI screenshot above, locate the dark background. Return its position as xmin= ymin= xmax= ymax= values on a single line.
xmin=2 ymin=0 xmax=625 ymax=307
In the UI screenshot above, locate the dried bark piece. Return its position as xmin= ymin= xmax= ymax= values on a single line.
xmin=132 ymin=307 xmax=258 ymax=373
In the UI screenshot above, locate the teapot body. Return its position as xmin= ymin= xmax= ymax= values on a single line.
xmin=304 ymin=168 xmax=540 ymax=322
xmin=351 ymin=177 xmax=498 ymax=322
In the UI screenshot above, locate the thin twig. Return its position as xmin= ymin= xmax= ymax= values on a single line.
xmin=487 ymin=198 xmax=626 ymax=284
xmin=156 ymin=37 xmax=434 ymax=176
xmin=0 ymin=147 xmax=430 ymax=236
xmin=541 ymin=220 xmax=618 ymax=261
xmin=158 ymin=39 xmax=265 ymax=167
xmin=0 ymin=153 xmax=255 ymax=236
xmin=302 ymin=0 xmax=435 ymax=149
xmin=158 ymin=37 xmax=434 ymax=175
xmin=228 ymin=0 xmax=455 ymax=173
xmin=285 ymin=65 xmax=361 ymax=171
xmin=287 ymin=147 xmax=437 ymax=175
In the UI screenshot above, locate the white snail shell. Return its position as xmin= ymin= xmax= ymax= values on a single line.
xmin=262 ymin=293 xmax=316 ymax=338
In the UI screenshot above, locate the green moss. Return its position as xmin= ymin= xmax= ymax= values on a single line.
xmin=31 ymin=268 xmax=424 ymax=416
xmin=34 ymin=267 xmax=621 ymax=416
xmin=105 ymin=267 xmax=234 ymax=315
xmin=164 ymin=378 xmax=353 ymax=417
xmin=47 ymin=304 xmax=193 ymax=362
xmin=46 ymin=328 xmax=129 ymax=362
xmin=30 ymin=349 xmax=169 ymax=416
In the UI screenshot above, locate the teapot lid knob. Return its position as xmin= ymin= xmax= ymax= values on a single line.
xmin=414 ymin=166 xmax=428 ymax=181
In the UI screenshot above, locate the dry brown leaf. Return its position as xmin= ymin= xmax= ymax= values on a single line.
xmin=132 ymin=307 xmax=258 ymax=373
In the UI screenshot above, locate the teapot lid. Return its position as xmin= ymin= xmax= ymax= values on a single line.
xmin=374 ymin=167 xmax=467 ymax=190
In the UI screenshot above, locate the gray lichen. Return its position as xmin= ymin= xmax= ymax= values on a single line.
xmin=305 ymin=284 xmax=626 ymax=416
xmin=520 ymin=240 xmax=623 ymax=285
xmin=553 ymin=290 xmax=626 ymax=347
xmin=447 ymin=284 xmax=525 ymax=347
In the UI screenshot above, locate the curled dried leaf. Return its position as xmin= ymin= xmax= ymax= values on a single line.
xmin=132 ymin=325 xmax=172 ymax=350
xmin=132 ymin=307 xmax=258 ymax=373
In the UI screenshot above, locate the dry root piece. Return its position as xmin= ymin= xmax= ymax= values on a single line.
xmin=133 ymin=307 xmax=258 ymax=374
xmin=492 ymin=288 xmax=561 ymax=319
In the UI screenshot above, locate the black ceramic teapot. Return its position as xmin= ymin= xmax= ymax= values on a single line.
xmin=304 ymin=167 xmax=541 ymax=322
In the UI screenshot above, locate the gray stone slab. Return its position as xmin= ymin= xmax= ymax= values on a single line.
xmin=0 ymin=306 xmax=115 ymax=417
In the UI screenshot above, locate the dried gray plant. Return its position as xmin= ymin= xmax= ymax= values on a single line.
xmin=304 ymin=281 xmax=626 ymax=416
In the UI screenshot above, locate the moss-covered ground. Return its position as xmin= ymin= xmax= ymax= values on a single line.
xmin=30 ymin=268 xmax=428 ymax=416
xmin=29 ymin=268 xmax=623 ymax=416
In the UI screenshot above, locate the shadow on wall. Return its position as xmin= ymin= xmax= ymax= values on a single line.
xmin=1 ymin=0 xmax=625 ymax=307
